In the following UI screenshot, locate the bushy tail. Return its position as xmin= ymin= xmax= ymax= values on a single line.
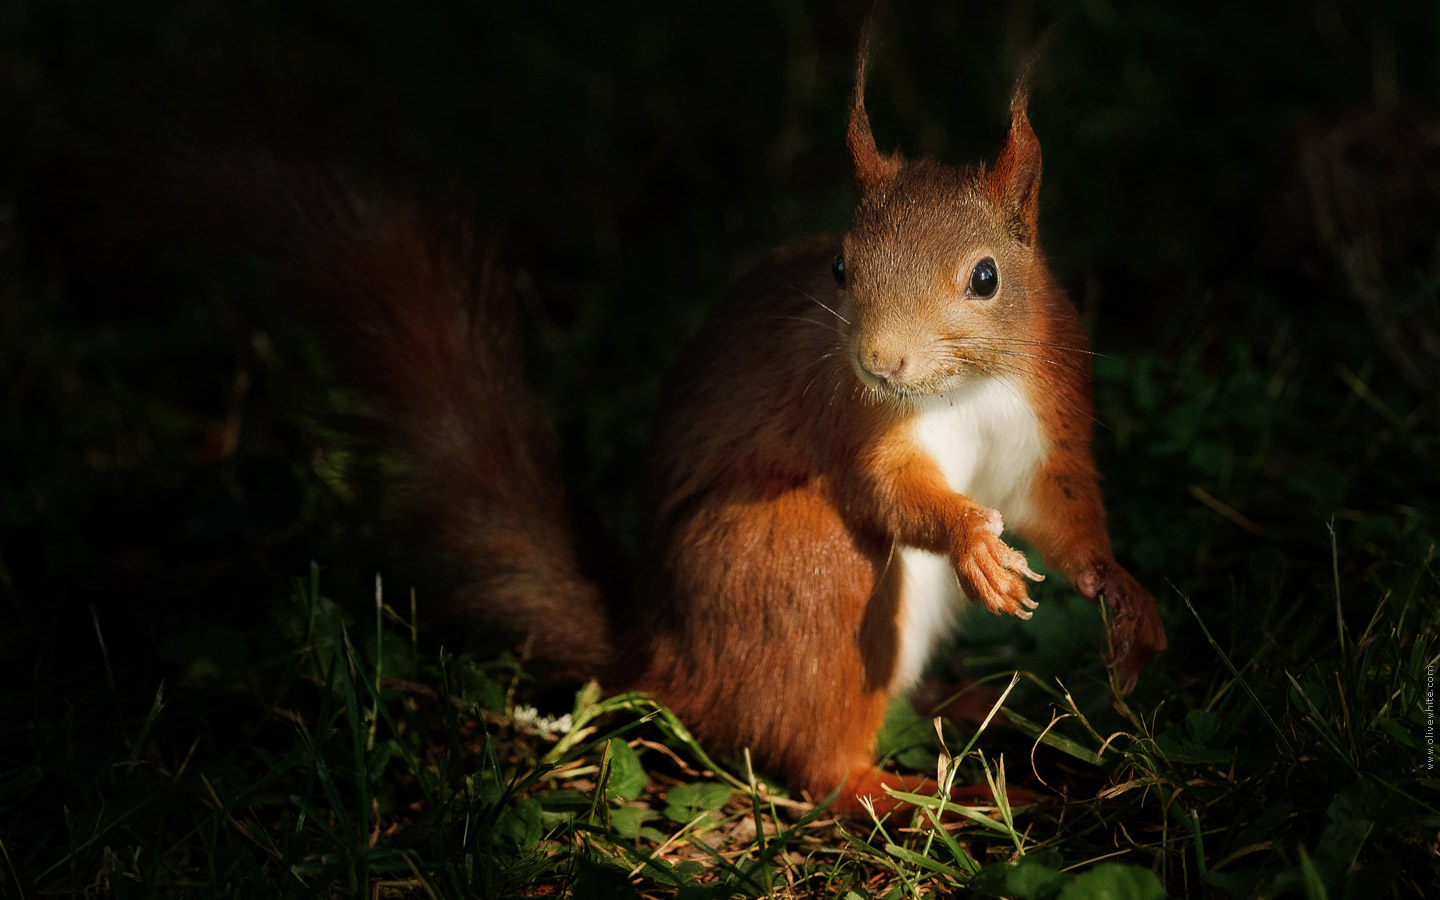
xmin=159 ymin=144 xmax=615 ymax=681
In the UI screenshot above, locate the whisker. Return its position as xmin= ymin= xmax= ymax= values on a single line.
xmin=771 ymin=314 xmax=847 ymax=338
xmin=970 ymin=347 xmax=1089 ymax=373
xmin=958 ymin=335 xmax=1074 ymax=349
xmin=932 ymin=348 xmax=1050 ymax=378
xmin=801 ymin=351 xmax=844 ymax=400
xmin=937 ymin=338 xmax=1091 ymax=376
xmin=963 ymin=335 xmax=1106 ymax=358
xmin=789 ymin=286 xmax=851 ymax=325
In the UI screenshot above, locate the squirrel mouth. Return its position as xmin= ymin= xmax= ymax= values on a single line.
xmin=848 ymin=329 xmax=992 ymax=399
xmin=851 ymin=358 xmax=973 ymax=406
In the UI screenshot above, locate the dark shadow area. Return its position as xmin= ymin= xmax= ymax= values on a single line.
xmin=2 ymin=1 xmax=1437 ymax=895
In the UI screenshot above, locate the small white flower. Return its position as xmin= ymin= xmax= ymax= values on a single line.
xmin=512 ymin=706 xmax=572 ymax=738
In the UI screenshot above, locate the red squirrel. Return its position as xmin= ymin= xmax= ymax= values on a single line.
xmin=163 ymin=34 xmax=1165 ymax=819
xmin=621 ymin=48 xmax=1166 ymax=816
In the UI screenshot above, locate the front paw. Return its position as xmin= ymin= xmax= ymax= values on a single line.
xmin=952 ymin=508 xmax=1045 ymax=619
xmin=1075 ymin=560 xmax=1167 ymax=692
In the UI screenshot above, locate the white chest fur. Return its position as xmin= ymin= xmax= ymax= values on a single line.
xmin=890 ymin=375 xmax=1047 ymax=693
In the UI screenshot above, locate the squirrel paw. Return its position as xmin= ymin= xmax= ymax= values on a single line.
xmin=1075 ymin=560 xmax=1167 ymax=693
xmin=953 ymin=508 xmax=1044 ymax=619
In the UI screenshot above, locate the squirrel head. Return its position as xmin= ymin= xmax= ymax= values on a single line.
xmin=837 ymin=38 xmax=1049 ymax=403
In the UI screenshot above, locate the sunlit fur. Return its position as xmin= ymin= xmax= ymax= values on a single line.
xmin=225 ymin=45 xmax=1169 ymax=820
xmin=630 ymin=69 xmax=1165 ymax=818
xmin=891 ymin=376 xmax=1047 ymax=692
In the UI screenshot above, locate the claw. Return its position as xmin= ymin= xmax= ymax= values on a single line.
xmin=952 ymin=509 xmax=1045 ymax=621
xmin=1082 ymin=560 xmax=1167 ymax=694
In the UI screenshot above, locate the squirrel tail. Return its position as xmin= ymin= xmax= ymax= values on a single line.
xmin=159 ymin=144 xmax=616 ymax=682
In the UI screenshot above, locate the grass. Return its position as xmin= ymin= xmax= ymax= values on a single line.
xmin=3 ymin=0 xmax=1440 ymax=897
xmin=3 ymin=339 xmax=1436 ymax=896
xmin=3 ymin=530 xmax=1434 ymax=897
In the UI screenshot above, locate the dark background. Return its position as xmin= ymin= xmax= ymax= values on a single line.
xmin=2 ymin=0 xmax=1438 ymax=887
xmin=5 ymin=0 xmax=1436 ymax=611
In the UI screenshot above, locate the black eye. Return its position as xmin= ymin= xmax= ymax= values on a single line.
xmin=968 ymin=258 xmax=998 ymax=298
xmin=832 ymin=253 xmax=846 ymax=285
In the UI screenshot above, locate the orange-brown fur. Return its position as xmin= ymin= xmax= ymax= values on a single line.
xmin=619 ymin=43 xmax=1164 ymax=814
xmin=154 ymin=155 xmax=615 ymax=682
xmin=171 ymin=36 xmax=1165 ymax=820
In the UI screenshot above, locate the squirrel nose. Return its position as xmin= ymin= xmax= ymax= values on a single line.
xmin=860 ymin=346 xmax=908 ymax=382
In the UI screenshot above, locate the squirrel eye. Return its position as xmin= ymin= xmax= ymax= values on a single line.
xmin=968 ymin=258 xmax=998 ymax=298
xmin=832 ymin=253 xmax=846 ymax=285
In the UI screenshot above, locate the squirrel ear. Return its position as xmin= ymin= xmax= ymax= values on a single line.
xmin=847 ymin=24 xmax=900 ymax=192
xmin=988 ymin=83 xmax=1043 ymax=246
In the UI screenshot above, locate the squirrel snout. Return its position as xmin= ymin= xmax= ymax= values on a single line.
xmin=858 ymin=344 xmax=909 ymax=384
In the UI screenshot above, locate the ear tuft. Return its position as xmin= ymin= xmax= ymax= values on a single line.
xmin=988 ymin=88 xmax=1043 ymax=246
xmin=847 ymin=19 xmax=900 ymax=193
xmin=988 ymin=33 xmax=1057 ymax=246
